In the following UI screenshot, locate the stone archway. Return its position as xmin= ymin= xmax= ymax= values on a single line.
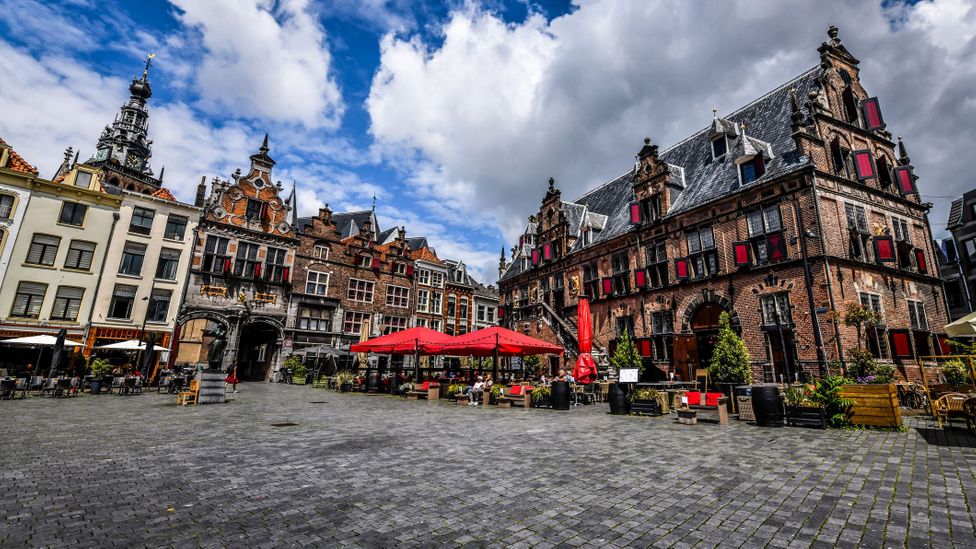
xmin=235 ymin=317 xmax=284 ymax=382
xmin=171 ymin=311 xmax=231 ymax=369
xmin=672 ymin=290 xmax=737 ymax=380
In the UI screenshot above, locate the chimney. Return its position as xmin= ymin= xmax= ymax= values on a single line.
xmin=195 ymin=176 xmax=207 ymax=207
xmin=318 ymin=204 xmax=332 ymax=223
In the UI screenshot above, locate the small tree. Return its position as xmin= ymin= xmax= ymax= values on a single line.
xmin=708 ymin=312 xmax=751 ymax=384
xmin=523 ymin=355 xmax=541 ymax=378
xmin=610 ymin=330 xmax=642 ymax=374
xmin=843 ymin=301 xmax=880 ymax=349
xmin=284 ymin=355 xmax=306 ymax=381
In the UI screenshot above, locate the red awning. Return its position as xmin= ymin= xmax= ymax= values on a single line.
xmin=349 ymin=327 xmax=454 ymax=355
xmin=424 ymin=326 xmax=564 ymax=357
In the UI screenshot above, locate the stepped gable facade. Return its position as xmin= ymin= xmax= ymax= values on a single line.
xmin=499 ymin=27 xmax=946 ymax=383
xmin=174 ymin=136 xmax=298 ymax=381
xmin=288 ymin=205 xmax=417 ymax=367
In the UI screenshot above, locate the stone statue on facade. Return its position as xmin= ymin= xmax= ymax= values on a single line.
xmin=205 ymin=325 xmax=227 ymax=370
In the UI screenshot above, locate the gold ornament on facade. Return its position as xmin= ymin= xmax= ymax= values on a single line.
xmin=569 ymin=275 xmax=580 ymax=296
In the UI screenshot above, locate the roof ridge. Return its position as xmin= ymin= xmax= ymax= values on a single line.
xmin=660 ymin=65 xmax=819 ymax=157
xmin=572 ymin=169 xmax=633 ymax=204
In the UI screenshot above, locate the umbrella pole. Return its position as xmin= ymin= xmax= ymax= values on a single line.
xmin=38 ymin=347 xmax=45 ymax=377
xmin=493 ymin=333 xmax=499 ymax=381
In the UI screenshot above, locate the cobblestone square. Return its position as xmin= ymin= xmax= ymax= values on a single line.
xmin=3 ymin=384 xmax=976 ymax=548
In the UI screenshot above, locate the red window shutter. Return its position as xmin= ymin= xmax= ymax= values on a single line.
xmin=543 ymin=243 xmax=552 ymax=261
xmin=914 ymin=248 xmax=927 ymax=273
xmin=498 ymin=307 xmax=504 ymax=320
xmin=852 ymin=150 xmax=876 ymax=180
xmin=519 ymin=236 xmax=524 ymax=247
xmin=767 ymin=233 xmax=787 ymax=263
xmin=629 ymin=202 xmax=642 ymax=224
xmin=531 ymin=249 xmax=540 ymax=266
xmin=371 ymin=257 xmax=381 ymax=269
xmin=282 ymin=267 xmax=290 ymax=282
xmin=861 ymin=97 xmax=885 ymax=131
xmin=639 ymin=339 xmax=652 ymax=358
xmin=223 ymin=258 xmax=232 ymax=274
xmin=634 ymin=269 xmax=647 ymax=288
xmin=406 ymin=265 xmax=415 ymax=277
xmin=253 ymin=262 xmax=262 ymax=279
xmin=754 ymin=155 xmax=766 ymax=178
xmin=894 ymin=166 xmax=916 ymax=195
xmin=675 ymin=258 xmax=690 ymax=280
xmin=260 ymin=203 xmax=269 ymax=219
xmin=890 ymin=330 xmax=912 ymax=358
xmin=601 ymin=277 xmax=613 ymax=296
xmin=873 ymin=236 xmax=895 ymax=262
xmin=938 ymin=334 xmax=951 ymax=355
xmin=732 ymin=241 xmax=750 ymax=266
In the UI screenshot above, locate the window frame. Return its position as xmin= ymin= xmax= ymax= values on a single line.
xmin=386 ymin=285 xmax=410 ymax=308
xmin=163 ymin=215 xmax=188 ymax=240
xmin=58 ymin=202 xmax=87 ymax=227
xmin=201 ymin=235 xmax=230 ymax=273
xmin=128 ymin=207 xmax=155 ymax=236
xmin=346 ymin=278 xmax=375 ymax=303
xmin=108 ymin=284 xmax=137 ymax=320
xmin=342 ymin=310 xmax=370 ymax=335
xmin=11 ymin=281 xmax=47 ymax=318
xmin=50 ymin=286 xmax=84 ymax=321
xmin=305 ymin=270 xmax=330 ymax=296
xmin=118 ymin=241 xmax=147 ymax=276
xmin=155 ymin=248 xmax=181 ymax=280
xmin=26 ymin=233 xmax=60 ymax=267
xmin=64 ymin=239 xmax=96 ymax=271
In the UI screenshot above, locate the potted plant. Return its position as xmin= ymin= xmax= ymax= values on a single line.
xmin=630 ymin=387 xmax=663 ymax=416
xmin=89 ymin=358 xmax=112 ymax=394
xmin=530 ymin=385 xmax=551 ymax=408
xmin=811 ymin=375 xmax=854 ymax=428
xmin=284 ymin=356 xmax=307 ymax=385
xmin=707 ymin=312 xmax=751 ymax=412
xmin=334 ymin=370 xmax=355 ymax=392
xmin=489 ymin=384 xmax=503 ymax=404
xmin=447 ymin=383 xmax=465 ymax=401
xmin=608 ymin=331 xmax=641 ymax=414
xmin=782 ymin=384 xmax=827 ymax=428
xmin=940 ymin=358 xmax=969 ymax=389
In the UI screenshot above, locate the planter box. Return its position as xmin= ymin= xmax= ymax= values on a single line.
xmin=631 ymin=399 xmax=662 ymax=417
xmin=839 ymin=384 xmax=901 ymax=428
xmin=677 ymin=409 xmax=697 ymax=425
xmin=785 ymin=405 xmax=827 ymax=429
xmin=531 ymin=396 xmax=550 ymax=408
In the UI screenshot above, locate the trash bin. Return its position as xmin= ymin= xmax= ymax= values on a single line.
xmin=608 ymin=383 xmax=629 ymax=415
xmin=550 ymin=381 xmax=571 ymax=410
xmin=752 ymin=384 xmax=784 ymax=427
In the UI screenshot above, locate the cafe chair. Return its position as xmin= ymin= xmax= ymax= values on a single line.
xmin=177 ymin=380 xmax=199 ymax=406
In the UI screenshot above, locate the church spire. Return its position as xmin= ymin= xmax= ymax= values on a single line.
xmin=91 ymin=53 xmax=159 ymax=191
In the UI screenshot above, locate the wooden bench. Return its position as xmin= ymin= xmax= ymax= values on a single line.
xmin=502 ymin=385 xmax=533 ymax=408
xmin=404 ymin=381 xmax=433 ymax=400
xmin=689 ymin=397 xmax=729 ymax=425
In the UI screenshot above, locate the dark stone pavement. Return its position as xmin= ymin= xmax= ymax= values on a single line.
xmin=2 ymin=383 xmax=976 ymax=548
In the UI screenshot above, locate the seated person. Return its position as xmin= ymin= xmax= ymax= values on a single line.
xmin=469 ymin=376 xmax=485 ymax=405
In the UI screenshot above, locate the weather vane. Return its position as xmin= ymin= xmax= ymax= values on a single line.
xmin=143 ymin=53 xmax=156 ymax=77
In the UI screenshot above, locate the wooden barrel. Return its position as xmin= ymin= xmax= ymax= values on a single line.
xmin=550 ymin=381 xmax=571 ymax=410
xmin=751 ymin=384 xmax=783 ymax=427
xmin=197 ymin=369 xmax=226 ymax=404
xmin=608 ymin=383 xmax=629 ymax=415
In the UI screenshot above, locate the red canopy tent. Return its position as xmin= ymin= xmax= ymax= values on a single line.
xmin=572 ymin=298 xmax=597 ymax=384
xmin=424 ymin=326 xmax=564 ymax=380
xmin=349 ymin=327 xmax=454 ymax=389
xmin=349 ymin=326 xmax=453 ymax=354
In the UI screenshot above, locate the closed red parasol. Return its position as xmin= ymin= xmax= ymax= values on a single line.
xmin=572 ymin=298 xmax=597 ymax=384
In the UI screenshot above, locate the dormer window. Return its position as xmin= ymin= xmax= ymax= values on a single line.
xmin=739 ymin=155 xmax=765 ymax=185
xmin=74 ymin=171 xmax=93 ymax=188
xmin=711 ymin=135 xmax=727 ymax=160
xmin=842 ymin=86 xmax=859 ymax=124
xmin=246 ymin=199 xmax=262 ymax=220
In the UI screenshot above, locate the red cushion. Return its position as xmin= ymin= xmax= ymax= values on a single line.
xmin=420 ymin=381 xmax=430 ymax=391
xmin=510 ymin=386 xmax=522 ymax=395
xmin=524 ymin=386 xmax=534 ymax=392
xmin=685 ymin=392 xmax=700 ymax=405
xmin=705 ymin=392 xmax=722 ymax=407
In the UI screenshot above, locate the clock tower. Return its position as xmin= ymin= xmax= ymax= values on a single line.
xmin=87 ymin=54 xmax=162 ymax=194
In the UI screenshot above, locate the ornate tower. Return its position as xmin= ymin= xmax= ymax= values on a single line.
xmin=89 ymin=54 xmax=161 ymax=193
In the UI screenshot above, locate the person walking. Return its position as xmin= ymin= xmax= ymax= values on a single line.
xmin=225 ymin=365 xmax=239 ymax=393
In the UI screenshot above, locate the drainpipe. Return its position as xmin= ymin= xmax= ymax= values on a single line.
xmin=795 ymin=191 xmax=827 ymax=377
xmin=809 ymin=171 xmax=845 ymax=371
xmin=85 ymin=211 xmax=121 ymax=353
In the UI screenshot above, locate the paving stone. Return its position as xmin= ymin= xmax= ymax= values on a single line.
xmin=2 ymin=385 xmax=975 ymax=547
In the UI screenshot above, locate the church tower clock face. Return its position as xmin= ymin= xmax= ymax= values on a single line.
xmin=126 ymin=153 xmax=142 ymax=169
xmin=95 ymin=148 xmax=109 ymax=161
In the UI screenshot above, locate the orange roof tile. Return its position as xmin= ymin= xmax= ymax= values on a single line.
xmin=151 ymin=187 xmax=177 ymax=201
xmin=411 ymin=246 xmax=444 ymax=265
xmin=0 ymin=137 xmax=39 ymax=176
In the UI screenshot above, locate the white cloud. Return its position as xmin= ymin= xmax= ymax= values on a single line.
xmin=169 ymin=0 xmax=344 ymax=128
xmin=367 ymin=0 xmax=976 ymax=240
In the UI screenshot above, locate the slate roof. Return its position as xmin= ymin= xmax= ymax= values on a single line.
xmin=0 ymin=137 xmax=39 ymax=176
xmin=331 ymin=210 xmax=377 ymax=240
xmin=406 ymin=236 xmax=429 ymax=250
xmin=377 ymin=227 xmax=398 ymax=244
xmin=948 ymin=198 xmax=964 ymax=230
xmin=501 ymin=66 xmax=820 ymax=283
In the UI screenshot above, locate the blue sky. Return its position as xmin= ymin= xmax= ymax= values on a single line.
xmin=1 ymin=0 xmax=974 ymax=283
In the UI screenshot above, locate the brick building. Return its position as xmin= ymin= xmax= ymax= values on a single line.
xmin=939 ymin=191 xmax=976 ymax=320
xmin=174 ymin=136 xmax=298 ymax=380
xmin=499 ymin=27 xmax=947 ymax=383
xmin=287 ymin=205 xmax=416 ymax=371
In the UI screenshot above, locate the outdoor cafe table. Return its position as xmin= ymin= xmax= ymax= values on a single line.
xmin=636 ymin=382 xmax=699 ymax=389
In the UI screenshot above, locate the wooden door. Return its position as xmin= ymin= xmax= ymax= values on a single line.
xmin=672 ymin=335 xmax=698 ymax=381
